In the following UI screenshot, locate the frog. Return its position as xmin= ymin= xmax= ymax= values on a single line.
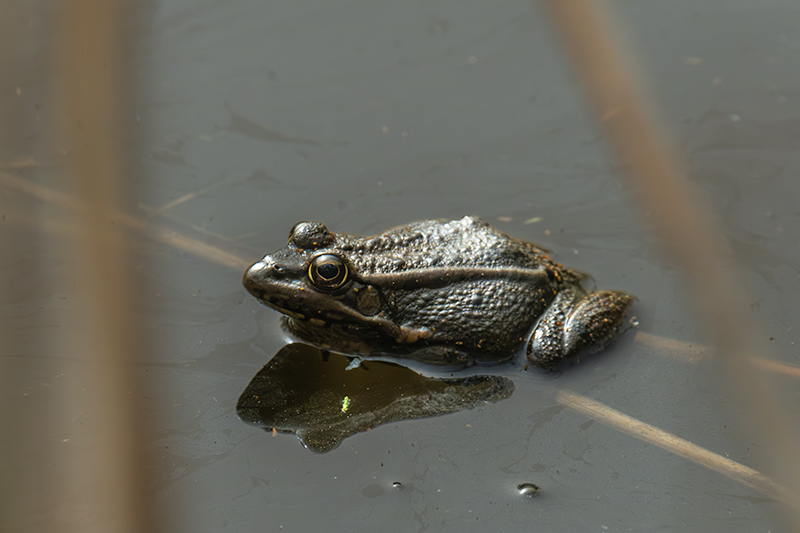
xmin=243 ymin=215 xmax=634 ymax=368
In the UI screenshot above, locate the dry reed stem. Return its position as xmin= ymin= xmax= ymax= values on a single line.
xmin=635 ymin=332 xmax=800 ymax=378
xmin=633 ymin=331 xmax=710 ymax=363
xmin=0 ymin=170 xmax=250 ymax=271
xmin=556 ymin=390 xmax=792 ymax=502
xmin=749 ymin=358 xmax=800 ymax=379
xmin=59 ymin=1 xmax=151 ymax=531
xmin=145 ymin=177 xmax=232 ymax=217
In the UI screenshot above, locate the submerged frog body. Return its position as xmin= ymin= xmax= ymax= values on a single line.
xmin=243 ymin=216 xmax=634 ymax=368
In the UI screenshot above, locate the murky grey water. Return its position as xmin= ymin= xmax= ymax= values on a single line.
xmin=3 ymin=0 xmax=800 ymax=531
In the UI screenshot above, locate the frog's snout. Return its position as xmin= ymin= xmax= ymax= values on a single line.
xmin=243 ymin=258 xmax=286 ymax=297
xmin=243 ymin=261 xmax=263 ymax=296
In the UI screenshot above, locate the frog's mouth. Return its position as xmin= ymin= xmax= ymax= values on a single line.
xmin=258 ymin=297 xmax=307 ymax=322
xmin=266 ymin=296 xmax=375 ymax=334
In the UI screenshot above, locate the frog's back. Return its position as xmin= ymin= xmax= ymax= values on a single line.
xmin=338 ymin=215 xmax=552 ymax=276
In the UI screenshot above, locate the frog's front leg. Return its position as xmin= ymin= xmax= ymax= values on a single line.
xmin=527 ymin=287 xmax=634 ymax=368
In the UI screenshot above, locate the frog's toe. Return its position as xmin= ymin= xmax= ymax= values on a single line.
xmin=562 ymin=290 xmax=634 ymax=356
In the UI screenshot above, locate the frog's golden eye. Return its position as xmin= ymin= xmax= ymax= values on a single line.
xmin=308 ymin=254 xmax=348 ymax=290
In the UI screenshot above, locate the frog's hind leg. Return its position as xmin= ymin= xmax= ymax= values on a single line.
xmin=527 ymin=287 xmax=634 ymax=368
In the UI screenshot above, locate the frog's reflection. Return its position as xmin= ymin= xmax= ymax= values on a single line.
xmin=237 ymin=343 xmax=514 ymax=453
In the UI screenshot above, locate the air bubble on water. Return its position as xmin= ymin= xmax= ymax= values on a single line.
xmin=517 ymin=483 xmax=539 ymax=497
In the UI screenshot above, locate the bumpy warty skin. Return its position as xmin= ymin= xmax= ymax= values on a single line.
xmin=333 ymin=217 xmax=552 ymax=273
xmin=243 ymin=215 xmax=634 ymax=367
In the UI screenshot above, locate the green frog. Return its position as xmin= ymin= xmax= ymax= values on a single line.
xmin=243 ymin=216 xmax=634 ymax=368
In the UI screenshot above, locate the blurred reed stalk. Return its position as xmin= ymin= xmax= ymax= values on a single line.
xmin=540 ymin=0 xmax=800 ymax=525
xmin=57 ymin=1 xmax=154 ymax=531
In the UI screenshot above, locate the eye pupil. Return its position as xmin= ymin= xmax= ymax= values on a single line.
xmin=317 ymin=263 xmax=340 ymax=280
xmin=309 ymin=254 xmax=348 ymax=290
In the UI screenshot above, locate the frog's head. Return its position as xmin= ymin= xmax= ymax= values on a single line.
xmin=243 ymin=221 xmax=385 ymax=331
